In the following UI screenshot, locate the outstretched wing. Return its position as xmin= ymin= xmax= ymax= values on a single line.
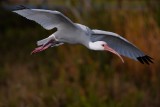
xmin=13 ymin=6 xmax=77 ymax=30
xmin=91 ymin=29 xmax=153 ymax=64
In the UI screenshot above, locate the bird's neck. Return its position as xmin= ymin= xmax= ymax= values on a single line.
xmin=88 ymin=42 xmax=102 ymax=50
xmin=88 ymin=42 xmax=95 ymax=50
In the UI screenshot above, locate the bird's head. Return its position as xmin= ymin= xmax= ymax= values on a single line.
xmin=89 ymin=41 xmax=124 ymax=62
xmin=89 ymin=41 xmax=107 ymax=50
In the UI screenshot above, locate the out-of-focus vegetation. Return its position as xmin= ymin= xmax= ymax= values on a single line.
xmin=0 ymin=0 xmax=160 ymax=107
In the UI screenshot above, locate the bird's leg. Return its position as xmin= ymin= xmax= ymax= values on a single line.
xmin=31 ymin=39 xmax=56 ymax=54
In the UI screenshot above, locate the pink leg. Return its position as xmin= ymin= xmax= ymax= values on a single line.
xmin=31 ymin=40 xmax=53 ymax=54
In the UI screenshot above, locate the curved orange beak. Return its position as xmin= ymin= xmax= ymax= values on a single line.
xmin=103 ymin=44 xmax=124 ymax=63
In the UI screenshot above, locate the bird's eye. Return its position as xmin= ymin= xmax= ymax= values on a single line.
xmin=102 ymin=44 xmax=105 ymax=46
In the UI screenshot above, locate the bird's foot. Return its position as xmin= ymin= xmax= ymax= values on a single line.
xmin=31 ymin=40 xmax=54 ymax=54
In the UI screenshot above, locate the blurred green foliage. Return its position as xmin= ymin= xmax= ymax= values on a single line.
xmin=0 ymin=0 xmax=160 ymax=107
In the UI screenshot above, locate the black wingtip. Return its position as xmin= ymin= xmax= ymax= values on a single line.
xmin=14 ymin=5 xmax=30 ymax=11
xmin=137 ymin=55 xmax=153 ymax=65
xmin=20 ymin=5 xmax=30 ymax=9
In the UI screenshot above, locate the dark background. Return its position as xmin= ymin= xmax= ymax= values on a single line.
xmin=0 ymin=0 xmax=160 ymax=107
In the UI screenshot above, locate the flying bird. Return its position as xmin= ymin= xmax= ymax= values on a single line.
xmin=13 ymin=6 xmax=153 ymax=64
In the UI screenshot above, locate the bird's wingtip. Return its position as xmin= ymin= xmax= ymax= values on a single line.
xmin=12 ymin=5 xmax=30 ymax=11
xmin=137 ymin=55 xmax=153 ymax=65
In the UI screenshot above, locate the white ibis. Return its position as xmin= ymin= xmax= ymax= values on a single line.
xmin=13 ymin=6 xmax=153 ymax=64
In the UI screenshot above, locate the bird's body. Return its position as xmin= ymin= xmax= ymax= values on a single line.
xmin=55 ymin=24 xmax=90 ymax=45
xmin=13 ymin=6 xmax=153 ymax=64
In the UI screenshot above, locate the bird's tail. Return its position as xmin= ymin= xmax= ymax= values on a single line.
xmin=37 ymin=37 xmax=50 ymax=46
